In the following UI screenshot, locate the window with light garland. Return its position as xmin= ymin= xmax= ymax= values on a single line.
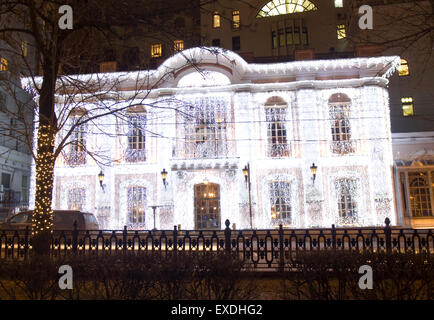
xmin=329 ymin=93 xmax=354 ymax=155
xmin=127 ymin=186 xmax=146 ymax=226
xmin=269 ymin=181 xmax=292 ymax=224
xmin=265 ymin=97 xmax=290 ymax=158
xmin=125 ymin=110 xmax=146 ymax=163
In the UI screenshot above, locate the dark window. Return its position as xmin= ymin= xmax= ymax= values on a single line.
xmin=1 ymin=173 xmax=11 ymax=189
xmin=278 ymin=29 xmax=285 ymax=47
xmin=212 ymin=39 xmax=221 ymax=47
xmin=272 ymin=32 xmax=277 ymax=49
xmin=294 ymin=27 xmax=301 ymax=45
xmin=232 ymin=36 xmax=241 ymax=51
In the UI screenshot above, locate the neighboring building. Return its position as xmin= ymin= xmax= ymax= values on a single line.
xmin=199 ymin=0 xmax=434 ymax=228
xmin=0 ymin=34 xmax=37 ymax=220
xmin=48 ymin=48 xmax=399 ymax=230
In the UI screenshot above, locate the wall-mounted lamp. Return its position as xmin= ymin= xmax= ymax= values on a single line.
xmin=161 ymin=168 xmax=168 ymax=189
xmin=310 ymin=163 xmax=317 ymax=185
xmin=242 ymin=165 xmax=249 ymax=187
xmin=98 ymin=170 xmax=105 ymax=192
xmin=242 ymin=163 xmax=252 ymax=228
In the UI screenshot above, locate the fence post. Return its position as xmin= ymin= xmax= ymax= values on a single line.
xmin=72 ymin=220 xmax=78 ymax=254
xmin=279 ymin=224 xmax=284 ymax=272
xmin=384 ymin=217 xmax=391 ymax=254
xmin=224 ymin=219 xmax=231 ymax=253
xmin=123 ymin=226 xmax=128 ymax=253
xmin=24 ymin=226 xmax=30 ymax=258
xmin=173 ymin=225 xmax=178 ymax=255
xmin=331 ymin=224 xmax=336 ymax=250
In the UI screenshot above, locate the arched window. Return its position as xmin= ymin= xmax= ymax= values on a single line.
xmin=127 ymin=186 xmax=146 ymax=225
xmin=125 ymin=107 xmax=146 ymax=162
xmin=335 ymin=178 xmax=358 ymax=223
xmin=265 ymin=97 xmax=290 ymax=157
xmin=67 ymin=188 xmax=85 ymax=211
xmin=257 ymin=0 xmax=317 ymax=18
xmin=408 ymin=172 xmax=433 ymax=217
xmin=329 ymin=93 xmax=354 ymax=154
xmin=269 ymin=181 xmax=292 ymax=223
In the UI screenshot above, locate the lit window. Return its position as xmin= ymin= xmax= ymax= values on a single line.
xmin=213 ymin=12 xmax=221 ymax=28
xmin=265 ymin=97 xmax=290 ymax=158
xmin=336 ymin=179 xmax=358 ymax=224
xmin=22 ymin=41 xmax=28 ymax=57
xmin=329 ymin=93 xmax=354 ymax=154
xmin=337 ymin=24 xmax=346 ymax=39
xmin=398 ymin=59 xmax=409 ymax=76
xmin=126 ymin=112 xmax=146 ymax=162
xmin=127 ymin=187 xmax=146 ymax=225
xmin=269 ymin=181 xmax=292 ymax=223
xmin=335 ymin=0 xmax=344 ymax=8
xmin=401 ymin=97 xmax=414 ymax=117
xmin=408 ymin=172 xmax=433 ymax=217
xmin=174 ymin=40 xmax=184 ymax=52
xmin=151 ymin=44 xmax=162 ymax=58
xmin=68 ymin=188 xmax=86 ymax=211
xmin=257 ymin=0 xmax=317 ymax=18
xmin=194 ymin=183 xmax=220 ymax=229
xmin=0 ymin=57 xmax=7 ymax=71
xmin=232 ymin=10 xmax=240 ymax=29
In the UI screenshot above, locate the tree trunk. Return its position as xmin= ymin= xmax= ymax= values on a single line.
xmin=32 ymin=124 xmax=55 ymax=255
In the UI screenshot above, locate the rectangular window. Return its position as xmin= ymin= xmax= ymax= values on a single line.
xmin=126 ymin=113 xmax=146 ymax=162
xmin=285 ymin=27 xmax=293 ymax=45
xmin=408 ymin=171 xmax=433 ymax=217
xmin=67 ymin=188 xmax=86 ymax=211
xmin=335 ymin=0 xmax=344 ymax=8
xmin=293 ymin=27 xmax=301 ymax=45
xmin=151 ymin=44 xmax=162 ymax=58
xmin=21 ymin=176 xmax=29 ymax=205
xmin=302 ymin=27 xmax=309 ymax=45
xmin=174 ymin=40 xmax=184 ymax=52
xmin=336 ymin=179 xmax=358 ymax=224
xmin=0 ymin=57 xmax=7 ymax=71
xmin=337 ymin=24 xmax=346 ymax=39
xmin=269 ymin=181 xmax=292 ymax=223
xmin=398 ymin=59 xmax=409 ymax=76
xmin=213 ymin=12 xmax=221 ymax=28
xmin=272 ymin=31 xmax=277 ymax=49
xmin=1 ymin=173 xmax=11 ymax=189
xmin=232 ymin=10 xmax=240 ymax=29
xmin=401 ymin=97 xmax=414 ymax=117
xmin=128 ymin=187 xmax=146 ymax=225
xmin=67 ymin=116 xmax=87 ymax=166
xmin=22 ymin=41 xmax=28 ymax=57
xmin=266 ymin=107 xmax=290 ymax=157
xmin=232 ymin=36 xmax=241 ymax=51
xmin=278 ymin=29 xmax=285 ymax=47
xmin=212 ymin=38 xmax=221 ymax=47
xmin=183 ymin=97 xmax=228 ymax=159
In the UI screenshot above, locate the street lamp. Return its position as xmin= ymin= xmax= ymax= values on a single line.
xmin=310 ymin=163 xmax=317 ymax=185
xmin=242 ymin=164 xmax=253 ymax=229
xmin=98 ymin=170 xmax=105 ymax=191
xmin=161 ymin=169 xmax=168 ymax=189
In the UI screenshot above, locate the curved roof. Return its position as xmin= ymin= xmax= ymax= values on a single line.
xmin=257 ymin=0 xmax=317 ymax=18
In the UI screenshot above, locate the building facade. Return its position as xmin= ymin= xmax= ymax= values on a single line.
xmin=44 ymin=48 xmax=399 ymax=230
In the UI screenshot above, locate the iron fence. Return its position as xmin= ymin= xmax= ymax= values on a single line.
xmin=1 ymin=218 xmax=433 ymax=270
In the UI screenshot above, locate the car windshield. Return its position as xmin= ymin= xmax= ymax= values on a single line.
xmin=9 ymin=213 xmax=30 ymax=223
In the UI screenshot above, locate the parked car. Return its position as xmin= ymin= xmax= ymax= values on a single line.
xmin=0 ymin=210 xmax=99 ymax=231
